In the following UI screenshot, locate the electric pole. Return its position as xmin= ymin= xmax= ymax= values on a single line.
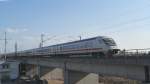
xmin=39 ymin=34 xmax=56 ymax=48
xmin=0 ymin=32 xmax=11 ymax=60
xmin=4 ymin=32 xmax=7 ymax=60
xmin=15 ymin=42 xmax=18 ymax=56
xmin=79 ymin=36 xmax=82 ymax=40
xmin=40 ymin=34 xmax=44 ymax=48
xmin=37 ymin=34 xmax=44 ymax=78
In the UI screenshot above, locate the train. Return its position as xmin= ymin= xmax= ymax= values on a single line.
xmin=4 ymin=36 xmax=120 ymax=58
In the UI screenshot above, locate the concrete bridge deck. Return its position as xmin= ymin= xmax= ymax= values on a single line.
xmin=8 ymin=55 xmax=150 ymax=84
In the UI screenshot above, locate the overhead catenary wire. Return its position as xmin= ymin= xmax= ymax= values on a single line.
xmin=98 ymin=16 xmax=150 ymax=35
xmin=101 ymin=16 xmax=150 ymax=30
xmin=98 ymin=3 xmax=150 ymax=33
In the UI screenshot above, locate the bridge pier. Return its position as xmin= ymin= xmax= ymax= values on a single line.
xmin=144 ymin=66 xmax=150 ymax=82
xmin=138 ymin=66 xmax=150 ymax=84
xmin=64 ymin=69 xmax=99 ymax=84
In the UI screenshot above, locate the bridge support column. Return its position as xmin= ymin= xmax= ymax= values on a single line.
xmin=141 ymin=66 xmax=150 ymax=84
xmin=144 ymin=66 xmax=150 ymax=82
xmin=64 ymin=69 xmax=99 ymax=84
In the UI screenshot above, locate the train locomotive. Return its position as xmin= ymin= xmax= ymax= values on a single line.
xmin=5 ymin=36 xmax=120 ymax=58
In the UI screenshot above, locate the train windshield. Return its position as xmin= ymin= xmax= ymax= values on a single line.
xmin=103 ymin=38 xmax=116 ymax=46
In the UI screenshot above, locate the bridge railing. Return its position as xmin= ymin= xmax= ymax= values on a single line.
xmin=1 ymin=48 xmax=150 ymax=59
xmin=117 ymin=48 xmax=150 ymax=57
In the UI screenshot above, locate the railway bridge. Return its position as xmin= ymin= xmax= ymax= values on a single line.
xmin=6 ymin=54 xmax=150 ymax=84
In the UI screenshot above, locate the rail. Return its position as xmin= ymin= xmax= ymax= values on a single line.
xmin=0 ymin=48 xmax=150 ymax=59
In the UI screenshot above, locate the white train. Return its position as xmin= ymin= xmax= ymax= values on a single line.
xmin=5 ymin=36 xmax=120 ymax=58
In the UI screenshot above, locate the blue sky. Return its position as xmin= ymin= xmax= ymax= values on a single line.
xmin=0 ymin=0 xmax=150 ymax=52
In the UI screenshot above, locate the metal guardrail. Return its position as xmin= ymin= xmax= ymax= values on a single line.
xmin=117 ymin=48 xmax=150 ymax=57
xmin=1 ymin=48 xmax=150 ymax=58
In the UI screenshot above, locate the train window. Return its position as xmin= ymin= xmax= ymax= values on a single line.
xmin=60 ymin=46 xmax=63 ymax=50
xmin=85 ymin=41 xmax=91 ymax=48
xmin=103 ymin=38 xmax=116 ymax=46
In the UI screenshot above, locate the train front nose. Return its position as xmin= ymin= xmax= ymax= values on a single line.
xmin=108 ymin=46 xmax=120 ymax=54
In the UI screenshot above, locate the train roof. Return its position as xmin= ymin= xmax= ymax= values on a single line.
xmin=47 ymin=36 xmax=110 ymax=47
xmin=19 ymin=36 xmax=111 ymax=52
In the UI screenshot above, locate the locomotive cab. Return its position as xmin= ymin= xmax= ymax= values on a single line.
xmin=101 ymin=37 xmax=120 ymax=55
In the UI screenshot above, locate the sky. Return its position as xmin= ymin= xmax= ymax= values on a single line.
xmin=0 ymin=0 xmax=150 ymax=53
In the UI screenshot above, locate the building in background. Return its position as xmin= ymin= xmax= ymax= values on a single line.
xmin=0 ymin=60 xmax=20 ymax=81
